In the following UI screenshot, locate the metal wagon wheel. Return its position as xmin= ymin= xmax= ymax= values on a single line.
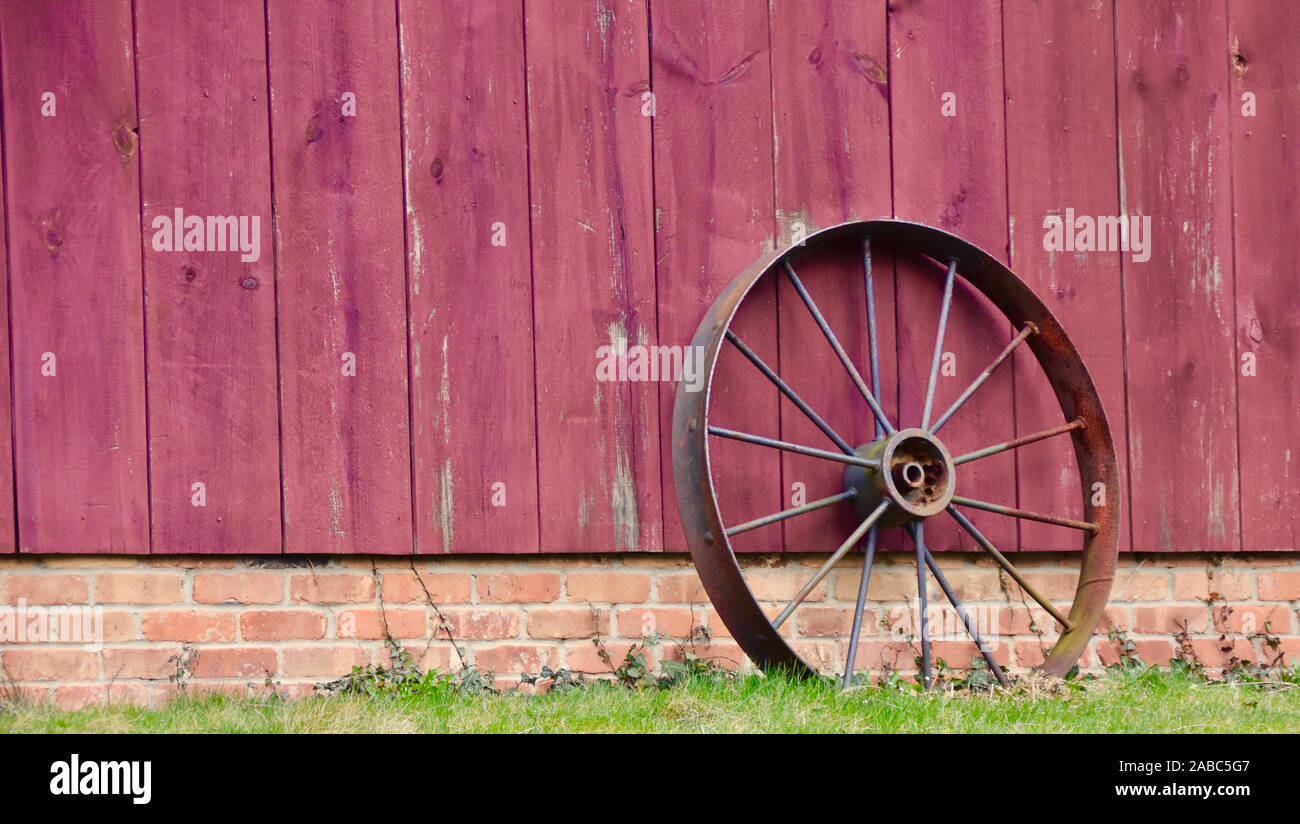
xmin=672 ymin=219 xmax=1120 ymax=688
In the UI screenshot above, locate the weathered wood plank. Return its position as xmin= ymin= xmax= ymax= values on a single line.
xmin=1 ymin=1 xmax=147 ymax=553
xmin=1228 ymin=0 xmax=1297 ymax=551
xmin=888 ymin=0 xmax=1015 ymax=551
xmin=652 ymin=0 xmax=779 ymax=551
xmin=137 ymin=0 xmax=281 ymax=553
xmin=525 ymin=0 xmax=661 ymax=552
xmin=1003 ymin=0 xmax=1130 ymax=552
xmin=400 ymin=0 xmax=539 ymax=554
xmin=267 ymin=0 xmax=412 ymax=554
xmin=1116 ymin=1 xmax=1239 ymax=551
xmin=769 ymin=0 xmax=898 ymax=552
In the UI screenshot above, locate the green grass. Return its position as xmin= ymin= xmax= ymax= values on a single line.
xmin=4 ymin=669 xmax=1299 ymax=733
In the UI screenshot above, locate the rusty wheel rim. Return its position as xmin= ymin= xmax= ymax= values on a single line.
xmin=672 ymin=220 xmax=1120 ymax=686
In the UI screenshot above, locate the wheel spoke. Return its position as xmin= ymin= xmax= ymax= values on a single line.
xmin=841 ymin=523 xmax=879 ymax=688
xmin=947 ymin=506 xmax=1072 ymax=630
xmin=920 ymin=258 xmax=958 ymax=429
xmin=950 ymin=495 xmax=1098 ymax=532
xmin=863 ymin=237 xmax=885 ymax=440
xmin=707 ymin=426 xmax=879 ymax=468
xmin=918 ymin=539 xmax=1011 ymax=688
xmin=725 ymin=329 xmax=854 ymax=455
xmin=772 ymin=499 xmax=890 ymax=630
xmin=953 ymin=418 xmax=1085 ymax=465
xmin=724 ymin=490 xmax=857 ymax=537
xmin=930 ymin=322 xmax=1037 ymax=435
xmin=910 ymin=522 xmax=933 ymax=690
xmin=782 ymin=259 xmax=896 ymax=435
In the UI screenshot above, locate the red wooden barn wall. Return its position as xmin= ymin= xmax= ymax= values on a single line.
xmin=0 ymin=0 xmax=1293 ymax=555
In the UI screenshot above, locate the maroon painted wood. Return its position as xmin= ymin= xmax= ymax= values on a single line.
xmin=1003 ymin=0 xmax=1131 ymax=553
xmin=1 ymin=1 xmax=147 ymax=553
xmin=1229 ymin=0 xmax=1298 ymax=551
xmin=652 ymin=0 xmax=779 ymax=552
xmin=888 ymin=0 xmax=1016 ymax=552
xmin=769 ymin=0 xmax=899 ymax=552
xmin=525 ymin=0 xmax=662 ymax=553
xmin=0 ymin=106 xmax=11 ymax=551
xmin=136 ymin=0 xmax=281 ymax=554
xmin=1116 ymin=1 xmax=1240 ymax=551
xmin=267 ymin=0 xmax=412 ymax=554
xmin=399 ymin=0 xmax=539 ymax=554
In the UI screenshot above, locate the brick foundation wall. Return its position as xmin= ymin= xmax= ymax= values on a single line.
xmin=1 ymin=553 xmax=1297 ymax=707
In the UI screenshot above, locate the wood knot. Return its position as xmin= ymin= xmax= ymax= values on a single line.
xmin=112 ymin=123 xmax=138 ymax=159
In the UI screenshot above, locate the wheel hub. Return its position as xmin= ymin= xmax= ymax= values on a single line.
xmin=843 ymin=427 xmax=955 ymax=528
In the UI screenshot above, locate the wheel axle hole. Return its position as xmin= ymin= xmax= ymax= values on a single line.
xmin=901 ymin=462 xmax=924 ymax=488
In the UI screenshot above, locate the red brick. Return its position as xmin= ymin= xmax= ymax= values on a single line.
xmin=413 ymin=644 xmax=457 ymax=673
xmin=661 ymin=639 xmax=746 ymax=670
xmin=795 ymin=606 xmax=860 ymax=638
xmin=478 ymin=574 xmax=560 ymax=603
xmin=444 ymin=608 xmax=521 ymax=640
xmin=564 ymin=640 xmax=658 ymax=675
xmin=656 ymin=572 xmax=708 ymax=602
xmin=1259 ymin=572 xmax=1300 ymax=601
xmin=380 ymin=572 xmax=472 ymax=604
xmin=141 ymin=610 xmax=236 ymax=642
xmin=192 ymin=648 xmax=277 ymax=678
xmin=473 ymin=644 xmax=555 ymax=674
xmin=0 ymin=574 xmax=89 ymax=605
xmin=790 ymin=640 xmax=842 ymax=671
xmin=289 ymin=573 xmax=375 ymax=604
xmin=1188 ymin=638 xmax=1256 ymax=668
xmin=1014 ymin=640 xmax=1049 ymax=667
xmin=526 ymin=607 xmax=606 ymax=639
xmin=934 ymin=570 xmax=1004 ymax=601
xmin=100 ymin=612 xmax=137 ymax=643
xmin=565 ymin=572 xmax=651 ymax=603
xmin=337 ymin=608 xmax=427 ymax=640
xmin=931 ymin=640 xmax=1012 ymax=668
xmin=193 ymin=573 xmax=284 ymax=605
xmin=1132 ymin=605 xmax=1210 ymax=634
xmin=281 ymin=646 xmax=370 ymax=677
xmin=53 ymin=685 xmax=111 ymax=709
xmin=750 ymin=571 xmax=831 ymax=603
xmin=1005 ymin=573 xmax=1078 ymax=601
xmin=999 ymin=607 xmax=1060 ymax=636
xmin=705 ymin=605 xmax=781 ymax=638
xmin=96 ymin=573 xmax=184 ymax=604
xmin=1095 ymin=638 xmax=1174 ymax=667
xmin=240 ymin=610 xmax=326 ymax=641
xmin=616 ymin=607 xmax=698 ymax=639
xmin=832 ymin=570 xmax=915 ymax=601
xmin=1111 ymin=572 xmax=1169 ymax=602
xmin=1173 ymin=571 xmax=1253 ymax=601
xmin=1213 ymin=604 xmax=1293 ymax=634
xmin=103 ymin=647 xmax=183 ymax=679
xmin=2 ymin=648 xmax=98 ymax=680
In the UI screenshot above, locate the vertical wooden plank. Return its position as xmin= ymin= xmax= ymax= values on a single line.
xmin=525 ymin=0 xmax=661 ymax=553
xmin=0 ymin=87 xmax=11 ymax=551
xmin=1228 ymin=0 xmax=1297 ymax=551
xmin=888 ymin=0 xmax=1015 ymax=551
xmin=267 ymin=1 xmax=412 ymax=554
xmin=769 ymin=0 xmax=898 ymax=551
xmin=1116 ymin=1 xmax=1238 ymax=551
xmin=652 ymin=0 xmax=778 ymax=551
xmin=137 ymin=0 xmax=281 ymax=553
xmin=0 ymin=1 xmax=147 ymax=553
xmin=1003 ymin=0 xmax=1130 ymax=552
xmin=400 ymin=1 xmax=539 ymax=554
